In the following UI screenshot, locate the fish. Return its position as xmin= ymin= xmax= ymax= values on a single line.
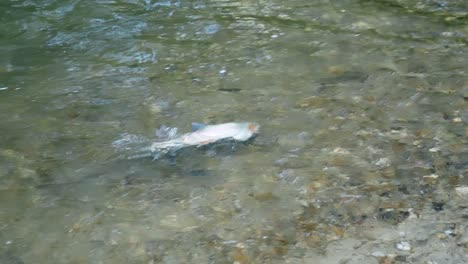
xmin=151 ymin=122 xmax=259 ymax=151
xmin=123 ymin=122 xmax=260 ymax=159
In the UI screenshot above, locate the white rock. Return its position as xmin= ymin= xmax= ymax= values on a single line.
xmin=235 ymin=242 xmax=246 ymax=249
xmin=444 ymin=229 xmax=454 ymax=236
xmin=407 ymin=208 xmax=418 ymax=219
xmin=332 ymin=147 xmax=350 ymax=155
xmin=375 ymin=157 xmax=391 ymax=167
xmin=396 ymin=241 xmax=411 ymax=251
xmin=454 ymin=186 xmax=468 ymax=196
xmin=371 ymin=251 xmax=386 ymax=257
xmin=423 ymin=174 xmax=439 ymax=179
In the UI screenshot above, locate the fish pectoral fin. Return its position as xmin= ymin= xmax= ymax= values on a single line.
xmin=191 ymin=122 xmax=207 ymax=131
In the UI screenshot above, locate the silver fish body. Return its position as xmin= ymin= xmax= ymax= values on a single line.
xmin=150 ymin=122 xmax=259 ymax=153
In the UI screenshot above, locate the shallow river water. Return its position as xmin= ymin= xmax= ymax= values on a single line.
xmin=1 ymin=0 xmax=467 ymax=263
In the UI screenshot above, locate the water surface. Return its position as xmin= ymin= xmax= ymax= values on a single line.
xmin=1 ymin=0 xmax=467 ymax=263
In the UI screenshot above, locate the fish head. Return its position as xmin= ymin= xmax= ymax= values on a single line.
xmin=247 ymin=122 xmax=260 ymax=134
xmin=242 ymin=122 xmax=260 ymax=143
xmin=229 ymin=122 xmax=260 ymax=141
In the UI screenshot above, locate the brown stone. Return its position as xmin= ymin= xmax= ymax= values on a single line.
xmin=232 ymin=248 xmax=250 ymax=264
xmin=253 ymin=192 xmax=276 ymax=201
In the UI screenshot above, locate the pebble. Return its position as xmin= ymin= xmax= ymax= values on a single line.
xmin=375 ymin=157 xmax=391 ymax=167
xmin=407 ymin=208 xmax=418 ymax=220
xmin=18 ymin=167 xmax=38 ymax=180
xmin=423 ymin=174 xmax=439 ymax=179
xmin=327 ymin=65 xmax=345 ymax=75
xmin=452 ymin=117 xmax=462 ymax=123
xmin=444 ymin=229 xmax=455 ymax=236
xmin=149 ymin=103 xmax=162 ymax=114
xmin=396 ymin=241 xmax=411 ymax=251
xmin=235 ymin=242 xmax=246 ymax=249
xmin=204 ymin=23 xmax=220 ymax=34
xmin=371 ymin=251 xmax=385 ymax=257
xmin=332 ymin=147 xmax=350 ymax=155
xmin=351 ymin=21 xmax=372 ymax=30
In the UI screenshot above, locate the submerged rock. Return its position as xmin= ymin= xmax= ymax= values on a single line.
xmin=454 ymin=186 xmax=468 ymax=196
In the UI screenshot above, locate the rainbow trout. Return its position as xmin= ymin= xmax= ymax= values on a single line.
xmin=123 ymin=122 xmax=260 ymax=159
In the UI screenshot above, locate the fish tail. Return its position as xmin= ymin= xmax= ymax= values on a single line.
xmin=126 ymin=140 xmax=184 ymax=160
xmin=126 ymin=146 xmax=157 ymax=160
xmin=113 ymin=134 xmax=165 ymax=160
xmin=150 ymin=140 xmax=187 ymax=153
xmin=113 ymin=134 xmax=188 ymax=160
xmin=127 ymin=142 xmax=186 ymax=160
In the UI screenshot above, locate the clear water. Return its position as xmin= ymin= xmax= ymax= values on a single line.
xmin=0 ymin=0 xmax=467 ymax=263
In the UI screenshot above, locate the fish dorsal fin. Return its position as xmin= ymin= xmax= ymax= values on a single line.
xmin=191 ymin=122 xmax=207 ymax=131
